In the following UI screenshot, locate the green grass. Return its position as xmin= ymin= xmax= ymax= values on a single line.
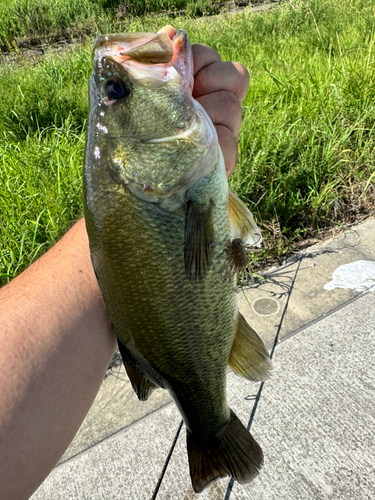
xmin=1 ymin=0 xmax=375 ymax=285
xmin=0 ymin=0 xmax=222 ymax=52
xmin=228 ymin=0 xmax=375 ymax=249
xmin=0 ymin=122 xmax=85 ymax=282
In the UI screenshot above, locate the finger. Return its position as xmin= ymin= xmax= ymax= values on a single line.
xmin=158 ymin=25 xmax=177 ymax=39
xmin=192 ymin=43 xmax=221 ymax=76
xmin=196 ymin=91 xmax=242 ymax=138
xmin=193 ymin=61 xmax=249 ymax=103
xmin=216 ymin=125 xmax=239 ymax=178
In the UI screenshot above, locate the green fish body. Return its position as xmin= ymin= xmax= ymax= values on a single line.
xmin=83 ymin=30 xmax=272 ymax=493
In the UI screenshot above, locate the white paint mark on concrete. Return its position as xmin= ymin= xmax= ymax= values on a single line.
xmin=324 ymin=260 xmax=375 ymax=292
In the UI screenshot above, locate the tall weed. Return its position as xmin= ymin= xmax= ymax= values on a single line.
xmin=1 ymin=0 xmax=375 ymax=283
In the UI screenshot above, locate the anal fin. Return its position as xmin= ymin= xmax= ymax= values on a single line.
xmin=229 ymin=313 xmax=272 ymax=381
xmin=117 ymin=338 xmax=157 ymax=401
xmin=187 ymin=409 xmax=263 ymax=493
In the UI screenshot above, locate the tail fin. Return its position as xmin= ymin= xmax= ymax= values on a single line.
xmin=186 ymin=409 xmax=263 ymax=493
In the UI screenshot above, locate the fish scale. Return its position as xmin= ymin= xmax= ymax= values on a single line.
xmin=84 ymin=29 xmax=271 ymax=493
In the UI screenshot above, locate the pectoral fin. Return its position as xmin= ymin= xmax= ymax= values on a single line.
xmin=228 ymin=189 xmax=262 ymax=246
xmin=184 ymin=199 xmax=215 ymax=281
xmin=229 ymin=313 xmax=272 ymax=381
xmin=117 ymin=338 xmax=157 ymax=401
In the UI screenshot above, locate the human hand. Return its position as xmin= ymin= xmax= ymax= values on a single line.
xmin=160 ymin=25 xmax=249 ymax=178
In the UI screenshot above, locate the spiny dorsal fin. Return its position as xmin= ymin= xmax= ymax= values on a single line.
xmin=229 ymin=313 xmax=272 ymax=381
xmin=228 ymin=189 xmax=262 ymax=246
xmin=117 ymin=339 xmax=157 ymax=401
xmin=187 ymin=409 xmax=263 ymax=493
xmin=184 ymin=199 xmax=215 ymax=282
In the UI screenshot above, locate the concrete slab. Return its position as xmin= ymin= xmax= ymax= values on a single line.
xmin=227 ymin=291 xmax=375 ymax=500
xmin=60 ymin=362 xmax=172 ymax=464
xmin=31 ymin=403 xmax=181 ymax=500
xmin=239 ymin=217 xmax=375 ymax=347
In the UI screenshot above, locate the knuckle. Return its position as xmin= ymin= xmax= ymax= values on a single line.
xmin=192 ymin=44 xmax=222 ymax=75
xmin=221 ymin=91 xmax=242 ymax=115
xmin=234 ymin=62 xmax=250 ymax=82
xmin=194 ymin=43 xmax=222 ymax=61
xmin=233 ymin=62 xmax=250 ymax=100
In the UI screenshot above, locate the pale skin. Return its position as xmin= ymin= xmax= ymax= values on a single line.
xmin=0 ymin=26 xmax=249 ymax=499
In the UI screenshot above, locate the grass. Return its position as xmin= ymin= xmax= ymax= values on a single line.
xmin=228 ymin=0 xmax=375 ymax=252
xmin=1 ymin=0 xmax=375 ymax=285
xmin=179 ymin=1 xmax=375 ymax=235
xmin=0 ymin=122 xmax=85 ymax=282
xmin=0 ymin=0 xmax=225 ymax=52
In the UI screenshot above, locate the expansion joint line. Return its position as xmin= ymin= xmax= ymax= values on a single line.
xmin=151 ymin=419 xmax=183 ymax=500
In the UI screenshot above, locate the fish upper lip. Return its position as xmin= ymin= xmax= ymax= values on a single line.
xmin=92 ymin=32 xmax=174 ymax=65
xmin=92 ymin=30 xmax=192 ymax=86
xmin=92 ymin=33 xmax=159 ymax=56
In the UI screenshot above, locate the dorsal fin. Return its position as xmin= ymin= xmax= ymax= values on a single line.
xmin=228 ymin=189 xmax=262 ymax=246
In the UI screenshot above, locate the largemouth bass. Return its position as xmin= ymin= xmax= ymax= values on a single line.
xmin=83 ymin=29 xmax=272 ymax=493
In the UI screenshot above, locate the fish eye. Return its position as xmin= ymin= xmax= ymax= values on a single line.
xmin=104 ymin=79 xmax=128 ymax=100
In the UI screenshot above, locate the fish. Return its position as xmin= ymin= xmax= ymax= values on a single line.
xmin=83 ymin=29 xmax=272 ymax=493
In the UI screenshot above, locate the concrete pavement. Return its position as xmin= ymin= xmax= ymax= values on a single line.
xmin=31 ymin=218 xmax=375 ymax=500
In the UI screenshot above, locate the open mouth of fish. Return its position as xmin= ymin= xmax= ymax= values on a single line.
xmin=93 ymin=30 xmax=194 ymax=100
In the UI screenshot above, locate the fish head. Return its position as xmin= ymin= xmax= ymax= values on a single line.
xmin=85 ymin=30 xmax=219 ymax=204
xmin=91 ymin=30 xmax=194 ymax=140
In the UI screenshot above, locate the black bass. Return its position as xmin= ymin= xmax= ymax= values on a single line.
xmin=83 ymin=29 xmax=272 ymax=493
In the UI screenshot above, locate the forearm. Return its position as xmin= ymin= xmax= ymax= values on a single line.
xmin=0 ymin=218 xmax=116 ymax=500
